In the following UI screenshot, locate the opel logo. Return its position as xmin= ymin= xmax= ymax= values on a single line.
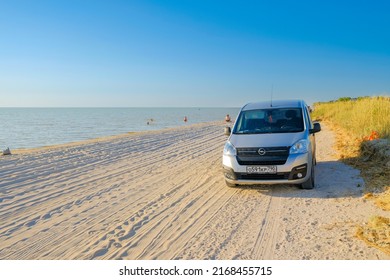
xmin=258 ymin=148 xmax=266 ymax=155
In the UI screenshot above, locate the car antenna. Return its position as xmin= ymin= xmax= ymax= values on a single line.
xmin=270 ymin=84 xmax=274 ymax=107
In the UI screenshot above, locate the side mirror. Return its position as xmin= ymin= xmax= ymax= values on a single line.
xmin=224 ymin=126 xmax=231 ymax=136
xmin=310 ymin=122 xmax=321 ymax=134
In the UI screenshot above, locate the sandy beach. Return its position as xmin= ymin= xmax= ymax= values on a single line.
xmin=0 ymin=121 xmax=389 ymax=260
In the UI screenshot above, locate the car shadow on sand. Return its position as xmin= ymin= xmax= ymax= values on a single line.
xmin=237 ymin=160 xmax=365 ymax=199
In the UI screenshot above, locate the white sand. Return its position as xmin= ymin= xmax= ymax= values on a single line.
xmin=0 ymin=121 xmax=389 ymax=260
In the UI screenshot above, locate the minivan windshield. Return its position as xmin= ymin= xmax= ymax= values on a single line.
xmin=233 ymin=108 xmax=304 ymax=134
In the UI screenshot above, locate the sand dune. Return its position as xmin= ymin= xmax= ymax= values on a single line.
xmin=0 ymin=121 xmax=389 ymax=259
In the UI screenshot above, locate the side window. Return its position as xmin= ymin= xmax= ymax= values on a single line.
xmin=304 ymin=107 xmax=313 ymax=129
xmin=234 ymin=112 xmax=245 ymax=132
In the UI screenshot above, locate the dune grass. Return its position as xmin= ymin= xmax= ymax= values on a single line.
xmin=312 ymin=96 xmax=389 ymax=190
xmin=311 ymin=96 xmax=389 ymax=192
xmin=312 ymin=96 xmax=390 ymax=141
xmin=312 ymin=96 xmax=390 ymax=255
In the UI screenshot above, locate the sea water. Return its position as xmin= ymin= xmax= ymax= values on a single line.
xmin=0 ymin=108 xmax=239 ymax=149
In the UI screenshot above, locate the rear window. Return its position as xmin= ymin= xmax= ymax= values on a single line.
xmin=233 ymin=108 xmax=304 ymax=134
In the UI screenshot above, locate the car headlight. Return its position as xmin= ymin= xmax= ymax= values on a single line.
xmin=223 ymin=141 xmax=237 ymax=156
xmin=289 ymin=139 xmax=308 ymax=154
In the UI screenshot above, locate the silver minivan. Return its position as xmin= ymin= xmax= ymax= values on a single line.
xmin=222 ymin=100 xmax=321 ymax=189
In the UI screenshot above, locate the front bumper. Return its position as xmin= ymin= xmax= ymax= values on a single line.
xmin=222 ymin=152 xmax=311 ymax=185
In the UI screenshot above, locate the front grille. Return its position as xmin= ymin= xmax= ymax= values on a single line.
xmin=237 ymin=147 xmax=290 ymax=156
xmin=236 ymin=146 xmax=290 ymax=165
xmin=237 ymin=173 xmax=290 ymax=180
xmin=238 ymin=160 xmax=287 ymax=165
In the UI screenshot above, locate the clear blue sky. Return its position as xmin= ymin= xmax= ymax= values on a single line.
xmin=1 ymin=0 xmax=389 ymax=107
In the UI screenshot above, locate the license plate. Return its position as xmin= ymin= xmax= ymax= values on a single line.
xmin=246 ymin=166 xmax=277 ymax=174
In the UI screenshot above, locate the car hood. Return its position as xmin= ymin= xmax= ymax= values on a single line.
xmin=229 ymin=132 xmax=306 ymax=148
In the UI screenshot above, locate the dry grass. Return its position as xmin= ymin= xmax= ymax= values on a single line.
xmin=312 ymin=96 xmax=390 ymax=193
xmin=312 ymin=96 xmax=390 ymax=255
xmin=356 ymin=216 xmax=390 ymax=255
xmin=364 ymin=187 xmax=390 ymax=212
xmin=312 ymin=96 xmax=390 ymax=141
xmin=375 ymin=188 xmax=390 ymax=211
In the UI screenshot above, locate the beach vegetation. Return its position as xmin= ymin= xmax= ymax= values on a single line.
xmin=356 ymin=215 xmax=390 ymax=255
xmin=312 ymin=96 xmax=390 ymax=141
xmin=311 ymin=95 xmax=390 ymax=255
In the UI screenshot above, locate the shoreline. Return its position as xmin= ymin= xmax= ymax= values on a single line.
xmin=5 ymin=120 xmax=227 ymax=155
xmin=1 ymin=107 xmax=238 ymax=154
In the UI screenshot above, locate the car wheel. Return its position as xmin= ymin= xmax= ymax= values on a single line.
xmin=300 ymin=163 xmax=315 ymax=189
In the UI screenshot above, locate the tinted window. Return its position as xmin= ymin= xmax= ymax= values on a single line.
xmin=233 ymin=108 xmax=304 ymax=134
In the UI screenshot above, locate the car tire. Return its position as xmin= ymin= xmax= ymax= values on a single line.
xmin=225 ymin=180 xmax=237 ymax=188
xmin=300 ymin=163 xmax=315 ymax=189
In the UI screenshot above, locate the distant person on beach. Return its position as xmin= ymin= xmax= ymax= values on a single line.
xmin=184 ymin=116 xmax=188 ymax=122
xmin=225 ymin=114 xmax=231 ymax=122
